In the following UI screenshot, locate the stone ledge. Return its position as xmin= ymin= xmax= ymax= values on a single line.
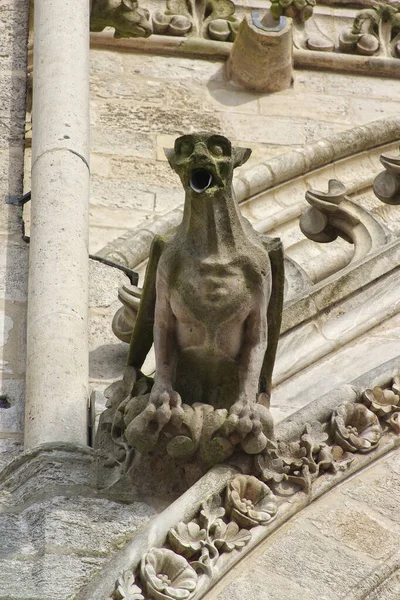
xmin=89 ymin=35 xmax=400 ymax=80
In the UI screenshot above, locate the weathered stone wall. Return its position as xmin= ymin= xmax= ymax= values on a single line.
xmin=208 ymin=446 xmax=400 ymax=600
xmin=0 ymin=0 xmax=29 ymax=470
xmin=89 ymin=48 xmax=400 ymax=253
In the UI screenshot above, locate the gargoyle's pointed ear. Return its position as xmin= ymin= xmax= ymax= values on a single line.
xmin=164 ymin=147 xmax=176 ymax=171
xmin=233 ymin=146 xmax=252 ymax=168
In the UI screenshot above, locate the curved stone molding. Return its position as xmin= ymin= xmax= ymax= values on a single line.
xmin=300 ymin=179 xmax=393 ymax=264
xmin=373 ymin=148 xmax=400 ymax=205
xmin=294 ymin=48 xmax=400 ymax=77
xmin=78 ymin=360 xmax=400 ymax=600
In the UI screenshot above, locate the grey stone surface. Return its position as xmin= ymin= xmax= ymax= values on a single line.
xmin=209 ymin=447 xmax=400 ymax=600
xmin=89 ymin=310 xmax=127 ymax=381
xmin=0 ymin=378 xmax=25 ymax=432
xmin=0 ymin=445 xmax=156 ymax=599
xmin=0 ymin=437 xmax=22 ymax=472
xmin=89 ymin=259 xmax=127 ymax=309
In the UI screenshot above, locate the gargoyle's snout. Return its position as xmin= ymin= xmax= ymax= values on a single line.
xmin=190 ymin=168 xmax=213 ymax=193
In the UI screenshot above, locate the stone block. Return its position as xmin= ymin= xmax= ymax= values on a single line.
xmin=89 ymin=259 xmax=126 ymax=309
xmin=215 ymin=570 xmax=308 ymax=600
xmin=259 ymin=92 xmax=350 ymax=125
xmin=91 ymin=73 xmax=167 ymax=103
xmin=89 ymin=309 xmax=127 ymax=382
xmin=0 ymin=114 xmax=25 ymax=149
xmin=108 ymin=156 xmax=181 ymax=188
xmin=0 ymin=13 xmax=29 ymax=72
xmin=14 ymin=553 xmax=107 ymax=600
xmin=90 ymin=177 xmax=155 ymax=211
xmin=0 ymin=237 xmax=28 ymax=302
xmin=0 ymin=300 xmax=26 ymax=381
xmin=89 ymin=204 xmax=153 ymax=231
xmin=305 ymin=505 xmax=400 ymax=560
xmin=350 ymin=98 xmax=400 ymax=127
xmin=97 ymin=103 xmax=223 ymax=136
xmin=0 ymin=72 xmax=27 ymax=119
xmin=122 ymin=53 xmax=225 ymax=83
xmin=206 ymin=82 xmax=261 ymax=115
xmin=166 ymin=81 xmax=213 ymax=113
xmin=154 ymin=187 xmax=184 ymax=212
xmin=253 ymin=526 xmax=377 ymax=599
xmin=91 ymin=127 xmax=155 ymax=159
xmin=0 ymin=146 xmax=25 ymax=214
xmin=341 ymin=467 xmax=400 ymax=525
xmin=0 ymin=378 xmax=24 ymax=433
xmin=31 ymin=496 xmax=154 ymax=557
xmin=0 ymin=436 xmax=22 ymax=473
xmin=90 ymin=49 xmax=124 ymax=75
xmin=89 ymin=226 xmax=129 ymax=255
xmin=221 ymin=113 xmax=306 ymax=146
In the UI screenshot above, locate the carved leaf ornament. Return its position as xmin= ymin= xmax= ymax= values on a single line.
xmin=337 ymin=3 xmax=400 ymax=58
xmin=107 ymin=379 xmax=400 ymax=599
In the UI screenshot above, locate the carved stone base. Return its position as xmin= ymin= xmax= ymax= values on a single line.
xmin=95 ymin=367 xmax=275 ymax=493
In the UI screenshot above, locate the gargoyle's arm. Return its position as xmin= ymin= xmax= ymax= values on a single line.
xmin=238 ymin=286 xmax=269 ymax=402
xmin=152 ymin=270 xmax=177 ymax=391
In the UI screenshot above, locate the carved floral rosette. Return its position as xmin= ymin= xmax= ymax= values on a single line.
xmin=108 ymin=475 xmax=277 ymax=599
xmin=106 ymin=377 xmax=400 ymax=600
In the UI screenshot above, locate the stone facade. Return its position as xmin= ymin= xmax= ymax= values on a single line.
xmin=1 ymin=1 xmax=400 ymax=599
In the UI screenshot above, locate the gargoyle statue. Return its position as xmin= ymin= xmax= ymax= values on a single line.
xmin=102 ymin=133 xmax=284 ymax=468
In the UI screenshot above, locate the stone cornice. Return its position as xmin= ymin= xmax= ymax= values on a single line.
xmin=90 ymin=31 xmax=400 ymax=78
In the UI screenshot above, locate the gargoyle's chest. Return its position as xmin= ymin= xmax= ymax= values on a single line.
xmin=170 ymin=260 xmax=252 ymax=326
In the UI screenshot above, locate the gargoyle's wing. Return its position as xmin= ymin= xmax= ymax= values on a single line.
xmin=127 ymin=234 xmax=168 ymax=369
xmin=259 ymin=236 xmax=285 ymax=397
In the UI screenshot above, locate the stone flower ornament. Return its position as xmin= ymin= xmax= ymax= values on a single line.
xmin=362 ymin=386 xmax=400 ymax=417
xmin=331 ymin=403 xmax=382 ymax=453
xmin=225 ymin=474 xmax=278 ymax=528
xmin=141 ymin=548 xmax=197 ymax=600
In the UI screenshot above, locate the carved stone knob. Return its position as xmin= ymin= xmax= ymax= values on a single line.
xmin=373 ymin=151 xmax=400 ymax=205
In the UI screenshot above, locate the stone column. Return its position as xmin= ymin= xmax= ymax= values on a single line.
xmin=24 ymin=0 xmax=90 ymax=448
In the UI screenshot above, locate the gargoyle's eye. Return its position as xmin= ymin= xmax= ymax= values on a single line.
xmin=207 ymin=137 xmax=230 ymax=157
xmin=209 ymin=144 xmax=224 ymax=157
xmin=177 ymin=141 xmax=194 ymax=158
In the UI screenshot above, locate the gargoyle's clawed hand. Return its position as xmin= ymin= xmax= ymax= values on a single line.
xmin=226 ymin=395 xmax=273 ymax=454
xmin=148 ymin=388 xmax=185 ymax=428
xmin=125 ymin=387 xmax=184 ymax=453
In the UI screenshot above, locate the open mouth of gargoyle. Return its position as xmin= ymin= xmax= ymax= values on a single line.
xmin=190 ymin=168 xmax=214 ymax=193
